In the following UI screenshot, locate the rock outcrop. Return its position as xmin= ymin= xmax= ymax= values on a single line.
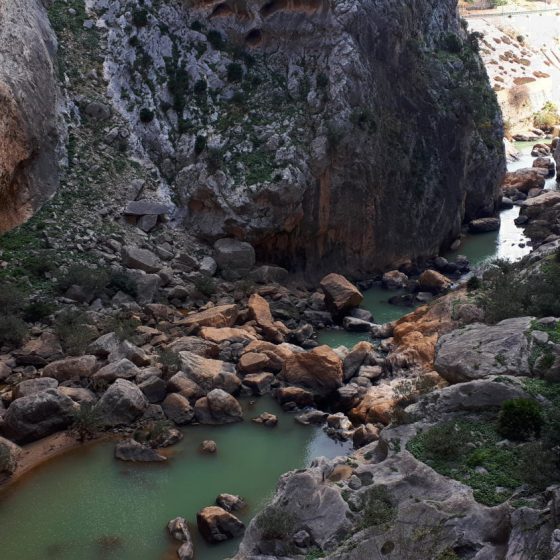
xmin=0 ymin=0 xmax=62 ymax=232
xmin=98 ymin=0 xmax=504 ymax=277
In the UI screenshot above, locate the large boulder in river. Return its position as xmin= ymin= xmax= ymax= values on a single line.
xmin=502 ymin=168 xmax=546 ymax=194
xmin=213 ymin=238 xmax=255 ymax=280
xmin=281 ymin=345 xmax=343 ymax=396
xmin=114 ymin=439 xmax=166 ymax=462
xmin=197 ymin=506 xmax=245 ymax=543
xmin=168 ymin=517 xmax=194 ymax=560
xmin=320 ymin=274 xmax=363 ymax=319
xmin=194 ymin=389 xmax=243 ymax=425
xmin=468 ymin=217 xmax=500 ymax=233
xmin=418 ymin=269 xmax=451 ymax=293
xmin=2 ymin=389 xmax=78 ymax=443
xmin=95 ymin=379 xmax=147 ymax=427
xmin=434 ymin=317 xmax=533 ymax=384
xmin=162 ymin=393 xmax=195 ymax=425
xmin=179 ymin=351 xmax=240 ymax=393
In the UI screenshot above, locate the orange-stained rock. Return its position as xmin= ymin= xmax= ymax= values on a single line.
xmin=238 ymin=352 xmax=271 ymax=373
xmin=181 ymin=305 xmax=238 ymax=329
xmin=199 ymin=327 xmax=256 ymax=344
xmin=276 ymin=386 xmax=315 ymax=408
xmin=319 ymin=273 xmax=363 ymax=318
xmin=196 ymin=506 xmax=245 ymax=543
xmin=281 ymin=345 xmax=343 ymax=396
xmin=248 ymin=294 xmax=288 ymax=343
xmin=242 ymin=340 xmax=295 ymax=372
xmin=417 ymin=269 xmax=451 ymax=293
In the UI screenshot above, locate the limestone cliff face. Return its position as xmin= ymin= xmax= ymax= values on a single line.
xmin=0 ymin=0 xmax=62 ymax=233
xmin=99 ymin=0 xmax=505 ymax=277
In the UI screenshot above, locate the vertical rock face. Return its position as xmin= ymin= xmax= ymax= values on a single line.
xmin=99 ymin=0 xmax=504 ymax=277
xmin=0 ymin=0 xmax=62 ymax=233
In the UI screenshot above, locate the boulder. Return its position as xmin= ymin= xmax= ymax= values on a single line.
xmin=123 ymin=200 xmax=169 ymax=216
xmin=502 ymin=168 xmax=546 ymax=193
xmin=418 ymin=269 xmax=451 ymax=293
xmin=200 ymin=440 xmax=217 ymax=453
xmin=281 ymin=345 xmax=343 ymax=396
xmin=168 ymin=517 xmax=194 ymax=560
xmin=0 ymin=362 xmax=11 ymax=382
xmin=118 ymin=341 xmax=151 ymax=367
xmin=3 ymin=389 xmax=78 ymax=443
xmin=167 ymin=336 xmax=220 ymax=358
xmin=12 ymin=377 xmax=58 ymax=400
xmin=95 ymin=379 xmax=147 ymax=427
xmin=13 ymin=332 xmax=63 ymax=366
xmin=252 ymin=412 xmax=278 ymax=427
xmin=242 ymin=340 xmax=295 ymax=372
xmin=352 ymin=423 xmax=380 ymax=448
xmin=216 ymin=493 xmax=246 ymax=512
xmin=122 ymin=246 xmax=161 ymax=273
xmin=197 ymin=506 xmax=245 ymax=543
xmin=343 ymin=341 xmax=374 ymax=381
xmin=42 ymin=355 xmax=98 ymax=382
xmin=57 ymin=387 xmax=96 ymax=404
xmin=181 ymin=304 xmax=239 ymax=329
xmin=114 ymin=439 xmax=166 ymax=462
xmin=213 ymin=238 xmax=255 ymax=280
xmin=248 ymin=293 xmax=287 ymax=343
xmin=162 ymin=393 xmax=195 ymax=425
xmin=92 ymin=359 xmax=140 ymax=383
xmin=276 ymin=386 xmax=315 ymax=408
xmin=88 ymin=332 xmax=121 ymax=358
xmin=382 ymin=270 xmax=408 ymax=290
xmin=138 ymin=375 xmax=167 ymax=403
xmin=434 ymin=317 xmax=533 ymax=384
xmin=342 ymin=316 xmax=374 ymax=332
xmin=167 ymin=372 xmax=204 ymax=400
xmin=238 ymin=352 xmax=271 ymax=374
xmin=250 ymin=265 xmax=289 ymax=284
xmin=0 ymin=436 xmax=22 ymax=476
xmin=194 ymin=389 xmax=243 ymax=425
xmin=320 ymin=273 xmax=363 ymax=318
xmin=199 ymin=327 xmax=256 ymax=344
xmin=242 ymin=372 xmax=274 ymax=395
xmin=533 ymin=157 xmax=555 ymax=176
xmin=468 ymin=217 xmax=500 ymax=233
xmin=179 ymin=351 xmax=240 ymax=394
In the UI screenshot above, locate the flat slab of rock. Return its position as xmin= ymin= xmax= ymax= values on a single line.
xmin=197 ymin=506 xmax=245 ymax=543
xmin=179 ymin=351 xmax=240 ymax=394
xmin=42 ymin=355 xmax=98 ymax=381
xmin=242 ymin=372 xmax=274 ymax=395
xmin=123 ymin=200 xmax=169 ymax=216
xmin=167 ymin=336 xmax=220 ymax=358
xmin=115 ymin=439 xmax=166 ymax=462
xmin=122 ymin=246 xmax=161 ymax=273
xmin=181 ymin=304 xmax=239 ymax=329
xmin=469 ymin=217 xmax=500 ymax=233
xmin=434 ymin=317 xmax=534 ymax=384
xmin=12 ymin=377 xmax=58 ymax=400
xmin=199 ymin=327 xmax=256 ymax=344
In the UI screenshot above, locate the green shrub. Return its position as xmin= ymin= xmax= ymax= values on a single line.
xmin=55 ymin=310 xmax=96 ymax=355
xmin=107 ymin=271 xmax=137 ymax=298
xmin=256 ymin=507 xmax=296 ymax=540
xmin=207 ymin=30 xmax=224 ymax=50
xmin=23 ymin=254 xmax=56 ymax=278
xmin=466 ymin=276 xmax=481 ymax=292
xmin=497 ymin=398 xmax=543 ymax=441
xmin=226 ymin=62 xmax=243 ymax=82
xmin=442 ymin=32 xmax=462 ymax=54
xmin=193 ymin=276 xmax=216 ymax=297
xmin=206 ymin=148 xmax=223 ymax=173
xmin=191 ymin=21 xmax=203 ymax=31
xmin=23 ymin=302 xmax=55 ymax=323
xmin=518 ymin=441 xmax=559 ymax=491
xmin=139 ymin=108 xmax=154 ymax=123
xmin=418 ymin=422 xmax=464 ymax=460
xmin=0 ymin=315 xmax=28 ymax=348
xmin=194 ymin=135 xmax=207 ymax=155
xmin=534 ymin=102 xmax=560 ymax=131
xmin=158 ymin=348 xmax=181 ymax=374
xmin=57 ymin=264 xmax=110 ymax=298
xmin=361 ymin=486 xmax=396 ymax=527
xmin=132 ymin=8 xmax=149 ymax=27
xmin=70 ymin=403 xmax=102 ymax=442
xmin=193 ymin=79 xmax=207 ymax=96
xmin=102 ymin=315 xmax=140 ymax=342
xmin=0 ymin=282 xmax=24 ymax=315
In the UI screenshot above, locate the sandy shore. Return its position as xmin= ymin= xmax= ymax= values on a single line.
xmin=1 ymin=431 xmax=107 ymax=489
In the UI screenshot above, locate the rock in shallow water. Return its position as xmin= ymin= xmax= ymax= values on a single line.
xmin=197 ymin=506 xmax=245 ymax=543
xmin=114 ymin=439 xmax=166 ymax=462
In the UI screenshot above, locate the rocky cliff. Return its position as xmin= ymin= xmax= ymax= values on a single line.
xmin=95 ymin=0 xmax=505 ymax=278
xmin=0 ymin=0 xmax=63 ymax=233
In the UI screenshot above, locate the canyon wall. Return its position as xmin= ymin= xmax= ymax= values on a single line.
xmin=99 ymin=0 xmax=505 ymax=277
xmin=0 ymin=0 xmax=63 ymax=233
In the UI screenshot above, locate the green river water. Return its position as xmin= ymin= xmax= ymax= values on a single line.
xmin=0 ymin=397 xmax=351 ymax=560
xmin=0 ymin=143 xmax=554 ymax=560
